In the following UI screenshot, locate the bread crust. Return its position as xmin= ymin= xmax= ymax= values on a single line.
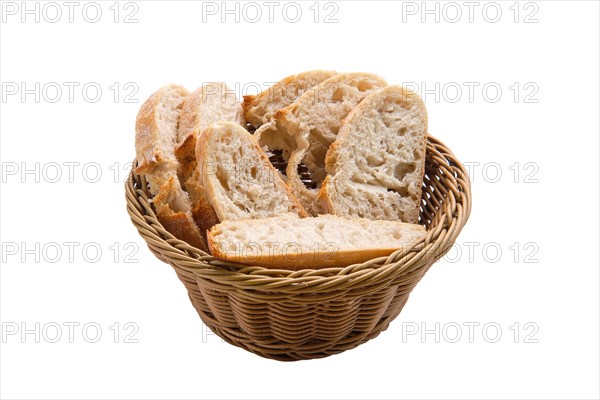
xmin=184 ymin=168 xmax=221 ymax=236
xmin=152 ymin=176 xmax=209 ymax=251
xmin=175 ymin=133 xmax=197 ymax=183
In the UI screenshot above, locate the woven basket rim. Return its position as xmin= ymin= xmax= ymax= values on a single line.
xmin=126 ymin=134 xmax=471 ymax=291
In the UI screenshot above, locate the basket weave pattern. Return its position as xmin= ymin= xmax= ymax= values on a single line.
xmin=125 ymin=135 xmax=471 ymax=361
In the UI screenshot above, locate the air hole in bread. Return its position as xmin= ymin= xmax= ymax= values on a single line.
xmin=413 ymin=149 xmax=423 ymax=160
xmin=316 ymin=222 xmax=325 ymax=230
xmin=394 ymin=162 xmax=417 ymax=181
xmin=399 ymin=127 xmax=408 ymax=136
xmin=234 ymin=233 xmax=245 ymax=241
xmin=366 ymin=154 xmax=385 ymax=167
xmin=217 ymin=170 xmax=230 ymax=191
xmin=250 ymin=166 xmax=258 ymax=179
xmin=331 ymin=88 xmax=345 ymax=103
xmin=392 ymin=230 xmax=402 ymax=240
xmin=388 ymin=186 xmax=410 ymax=197
xmin=357 ymin=80 xmax=373 ymax=92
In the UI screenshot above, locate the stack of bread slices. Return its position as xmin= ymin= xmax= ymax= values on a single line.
xmin=134 ymin=71 xmax=429 ymax=270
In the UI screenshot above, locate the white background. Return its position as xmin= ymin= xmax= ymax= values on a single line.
xmin=1 ymin=1 xmax=599 ymax=399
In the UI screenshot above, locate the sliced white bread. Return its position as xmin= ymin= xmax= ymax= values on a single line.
xmin=175 ymin=82 xmax=244 ymax=184
xmin=243 ymin=70 xmax=338 ymax=130
xmin=275 ymin=72 xmax=388 ymax=215
xmin=134 ymin=84 xmax=189 ymax=195
xmin=134 ymin=85 xmax=208 ymax=251
xmin=174 ymin=83 xmax=244 ymax=237
xmin=195 ymin=122 xmax=308 ymax=221
xmin=208 ymin=214 xmax=426 ymax=270
xmin=318 ymin=86 xmax=428 ymax=223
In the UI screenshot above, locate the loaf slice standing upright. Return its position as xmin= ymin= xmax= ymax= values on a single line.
xmin=274 ymin=72 xmax=388 ymax=215
xmin=175 ymin=83 xmax=245 ymax=237
xmin=134 ymin=84 xmax=208 ymax=251
xmin=318 ymin=86 xmax=428 ymax=223
xmin=244 ymin=69 xmax=337 ymax=132
xmin=176 ymin=82 xmax=244 ymax=184
xmin=195 ymin=122 xmax=307 ymax=221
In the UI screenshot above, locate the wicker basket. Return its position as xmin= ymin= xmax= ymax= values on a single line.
xmin=125 ymin=135 xmax=471 ymax=361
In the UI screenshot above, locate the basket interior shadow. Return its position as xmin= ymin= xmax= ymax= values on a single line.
xmin=125 ymin=135 xmax=471 ymax=361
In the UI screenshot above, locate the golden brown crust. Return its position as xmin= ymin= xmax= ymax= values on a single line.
xmin=191 ymin=195 xmax=221 ymax=240
xmin=184 ymin=168 xmax=221 ymax=238
xmin=156 ymin=209 xmax=207 ymax=251
xmin=178 ymin=88 xmax=204 ymax=144
xmin=152 ymin=177 xmax=209 ymax=252
xmin=242 ymin=95 xmax=256 ymax=117
xmin=175 ymin=132 xmax=197 ymax=184
xmin=316 ymin=176 xmax=334 ymax=214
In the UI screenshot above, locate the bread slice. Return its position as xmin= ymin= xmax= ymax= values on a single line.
xmin=184 ymin=168 xmax=221 ymax=238
xmin=175 ymin=82 xmax=244 ymax=184
xmin=208 ymin=214 xmax=426 ymax=270
xmin=134 ymin=84 xmax=189 ymax=195
xmin=243 ymin=70 xmax=337 ymax=130
xmin=134 ymin=84 xmax=208 ymax=252
xmin=275 ymin=72 xmax=388 ymax=215
xmin=195 ymin=122 xmax=308 ymax=221
xmin=318 ymin=86 xmax=428 ymax=223
xmin=152 ymin=176 xmax=207 ymax=250
xmin=172 ymin=83 xmax=244 ymax=239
